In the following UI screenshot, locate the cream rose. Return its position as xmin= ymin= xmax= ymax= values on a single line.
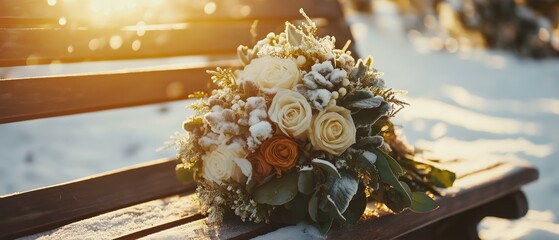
xmin=268 ymin=89 xmax=312 ymax=139
xmin=238 ymin=56 xmax=299 ymax=93
xmin=309 ymin=105 xmax=356 ymax=156
xmin=202 ymin=143 xmax=247 ymax=185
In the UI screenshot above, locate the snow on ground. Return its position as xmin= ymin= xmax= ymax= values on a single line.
xmin=1 ymin=1 xmax=558 ymax=239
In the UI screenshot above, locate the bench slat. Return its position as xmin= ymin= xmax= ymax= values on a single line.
xmin=0 ymin=0 xmax=343 ymax=27
xmin=0 ymin=158 xmax=194 ymax=240
xmin=0 ymin=18 xmax=355 ymax=124
xmin=0 ymin=19 xmax=353 ymax=67
xmin=145 ymin=161 xmax=537 ymax=239
xmin=0 ymin=66 xmax=211 ymax=123
xmin=327 ymin=161 xmax=539 ymax=239
xmin=20 ymin=160 xmax=537 ymax=239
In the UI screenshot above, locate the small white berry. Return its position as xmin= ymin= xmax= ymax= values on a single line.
xmin=338 ymin=87 xmax=347 ymax=96
xmin=331 ymin=91 xmax=339 ymax=99
xmin=296 ymin=55 xmax=306 ymax=66
xmin=342 ymin=78 xmax=350 ymax=87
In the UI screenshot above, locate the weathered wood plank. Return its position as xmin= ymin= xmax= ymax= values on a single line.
xmin=0 ymin=0 xmax=343 ymax=27
xmin=0 ymin=63 xmax=219 ymax=124
xmin=0 ymin=19 xmax=353 ymax=67
xmin=0 ymin=158 xmax=195 ymax=240
xmin=61 ymin=160 xmax=533 ymax=239
xmin=326 ymin=161 xmax=539 ymax=239
xmin=0 ymin=18 xmax=355 ymax=124
xmin=22 ymin=194 xmax=201 ymax=239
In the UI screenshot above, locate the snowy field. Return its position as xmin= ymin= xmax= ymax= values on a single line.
xmin=1 ymin=2 xmax=558 ymax=239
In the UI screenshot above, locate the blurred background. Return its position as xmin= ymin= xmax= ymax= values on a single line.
xmin=0 ymin=0 xmax=558 ymax=239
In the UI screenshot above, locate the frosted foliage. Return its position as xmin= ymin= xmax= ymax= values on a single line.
xmin=198 ymin=132 xmax=225 ymax=151
xmin=303 ymin=71 xmax=332 ymax=89
xmin=311 ymin=61 xmax=334 ymax=75
xmin=329 ymin=69 xmax=347 ymax=85
xmin=246 ymin=97 xmax=268 ymax=125
xmin=305 ymin=89 xmax=332 ymax=111
xmin=248 ymin=121 xmax=273 ymax=151
xmin=204 ymin=106 xmax=239 ymax=135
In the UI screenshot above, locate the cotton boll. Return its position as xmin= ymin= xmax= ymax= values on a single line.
xmin=204 ymin=107 xmax=240 ymax=135
xmin=302 ymin=72 xmax=318 ymax=89
xmin=311 ymin=61 xmax=334 ymax=75
xmin=198 ymin=132 xmax=224 ymax=151
xmin=306 ymin=89 xmax=332 ymax=111
xmin=245 ymin=97 xmax=268 ymax=126
xmin=248 ymin=109 xmax=267 ymax=126
xmin=249 ymin=121 xmax=273 ymax=142
xmin=247 ymin=121 xmax=273 ymax=151
xmin=329 ymin=68 xmax=347 ymax=85
xmin=304 ymin=71 xmax=333 ymax=89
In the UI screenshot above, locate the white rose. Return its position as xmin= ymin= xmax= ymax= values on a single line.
xmin=202 ymin=143 xmax=247 ymax=185
xmin=238 ymin=56 xmax=299 ymax=93
xmin=268 ymin=89 xmax=312 ymax=139
xmin=309 ymin=105 xmax=356 ymax=156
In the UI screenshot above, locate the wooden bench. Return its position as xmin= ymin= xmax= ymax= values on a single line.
xmin=0 ymin=0 xmax=538 ymax=239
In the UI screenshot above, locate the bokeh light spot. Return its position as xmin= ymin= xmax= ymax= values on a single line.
xmin=204 ymin=2 xmax=217 ymax=15
xmin=88 ymin=39 xmax=101 ymax=51
xmin=109 ymin=35 xmax=123 ymax=50
xmin=26 ymin=55 xmax=39 ymax=66
xmin=58 ymin=17 xmax=67 ymax=26
xmin=240 ymin=5 xmax=251 ymax=17
xmin=132 ymin=39 xmax=142 ymax=51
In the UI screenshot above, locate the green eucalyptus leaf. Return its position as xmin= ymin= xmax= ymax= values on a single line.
xmin=410 ymin=192 xmax=439 ymax=213
xmin=175 ymin=164 xmax=194 ymax=184
xmin=341 ymin=90 xmax=381 ymax=110
xmin=374 ymin=149 xmax=404 ymax=177
xmin=327 ymin=170 xmax=359 ymax=215
xmin=346 ymin=93 xmax=384 ymax=110
xmin=352 ymin=101 xmax=392 ymax=128
xmin=317 ymin=218 xmax=334 ymax=235
xmin=383 ymin=187 xmax=409 ymax=212
xmin=354 ymin=135 xmax=384 ymax=148
xmin=341 ymin=184 xmax=367 ymax=224
xmin=373 ymin=149 xmax=412 ymax=210
xmin=312 ymin=158 xmax=341 ymax=178
xmin=429 ymin=167 xmax=456 ymax=188
xmin=309 ymin=191 xmax=319 ymax=222
xmin=349 ymin=60 xmax=367 ymax=82
xmin=400 ymin=181 xmax=413 ymax=196
xmin=253 ymin=172 xmax=298 ymax=205
xmin=326 ymin=195 xmax=347 ymax=222
xmin=298 ymin=170 xmax=315 ymax=195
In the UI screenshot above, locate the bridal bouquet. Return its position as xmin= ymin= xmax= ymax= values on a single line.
xmin=172 ymin=10 xmax=455 ymax=234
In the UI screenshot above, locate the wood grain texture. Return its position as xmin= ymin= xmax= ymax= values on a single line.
xmin=18 ymin=160 xmax=538 ymax=239
xmin=0 ymin=20 xmax=354 ymax=67
xmin=0 ymin=64 xmax=214 ymax=123
xmin=0 ymin=0 xmax=343 ymax=26
xmin=0 ymin=158 xmax=195 ymax=240
xmin=0 ymin=0 xmax=352 ymax=67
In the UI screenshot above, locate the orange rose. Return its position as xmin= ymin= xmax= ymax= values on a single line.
xmin=260 ymin=134 xmax=299 ymax=176
xmin=247 ymin=152 xmax=273 ymax=183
